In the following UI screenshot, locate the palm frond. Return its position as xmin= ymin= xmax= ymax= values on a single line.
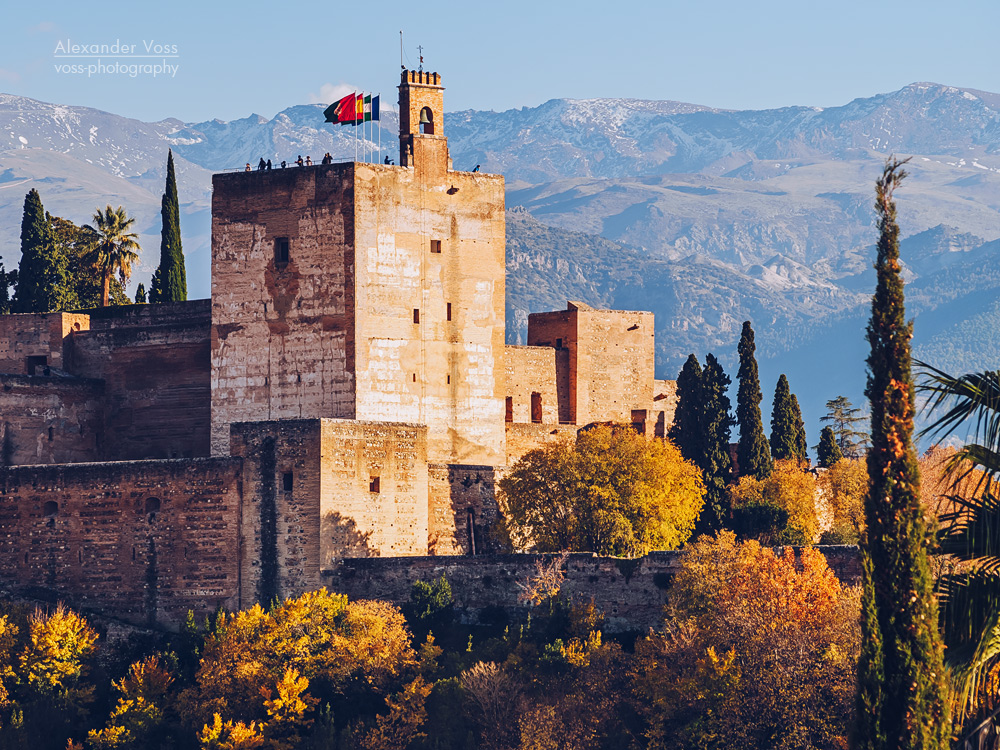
xmin=939 ymin=571 xmax=1000 ymax=722
xmin=938 ymin=492 xmax=1000 ymax=570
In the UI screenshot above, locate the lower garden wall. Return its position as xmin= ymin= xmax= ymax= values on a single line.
xmin=324 ymin=546 xmax=862 ymax=633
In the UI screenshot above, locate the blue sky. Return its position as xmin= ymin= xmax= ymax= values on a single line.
xmin=1 ymin=0 xmax=999 ymax=122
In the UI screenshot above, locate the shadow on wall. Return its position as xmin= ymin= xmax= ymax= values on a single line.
xmin=322 ymin=510 xmax=376 ymax=562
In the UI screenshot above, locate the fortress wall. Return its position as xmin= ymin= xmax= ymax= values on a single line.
xmin=324 ymin=546 xmax=863 ymax=633
xmin=574 ymin=309 xmax=657 ymax=425
xmin=428 ymin=464 xmax=502 ymax=556
xmin=0 ymin=457 xmax=242 ymax=628
xmin=649 ymin=379 xmax=678 ymax=439
xmin=504 ymin=423 xmax=580 ymax=465
xmin=230 ymin=420 xmax=323 ymax=606
xmin=504 ymin=345 xmax=559 ymax=425
xmin=352 ymin=162 xmax=507 ymax=466
xmin=70 ymin=302 xmax=212 ymax=461
xmin=0 ymin=375 xmax=105 ymax=466
xmin=315 ymin=419 xmax=429 ymax=563
xmin=211 ymin=167 xmax=358 ymax=456
xmin=0 ymin=312 xmax=90 ymax=375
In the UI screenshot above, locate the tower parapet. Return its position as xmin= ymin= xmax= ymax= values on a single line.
xmin=398 ymin=69 xmax=449 ymax=173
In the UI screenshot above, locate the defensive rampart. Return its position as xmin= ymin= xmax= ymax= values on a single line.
xmin=324 ymin=547 xmax=863 ymax=633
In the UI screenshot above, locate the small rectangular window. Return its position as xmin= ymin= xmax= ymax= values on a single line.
xmin=446 ymin=302 xmax=452 ymax=321
xmin=274 ymin=237 xmax=290 ymax=266
xmin=413 ymin=309 xmax=420 ymax=324
xmin=282 ymin=472 xmax=293 ymax=492
xmin=447 ymin=375 xmax=451 ymax=385
xmin=505 ymin=396 xmax=513 ymax=423
xmin=430 ymin=239 xmax=442 ymax=253
xmin=369 ymin=476 xmax=380 ymax=493
xmin=556 ymin=338 xmax=563 ymax=349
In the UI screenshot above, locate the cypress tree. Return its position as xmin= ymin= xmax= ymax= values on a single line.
xmin=769 ymin=374 xmax=798 ymax=461
xmin=669 ymin=354 xmax=703 ymax=463
xmin=855 ymin=158 xmax=948 ymax=749
xmin=0 ymin=262 xmax=12 ymax=314
xmin=698 ymin=353 xmax=733 ymax=533
xmin=817 ymin=426 xmax=842 ymax=468
xmin=135 ymin=283 xmax=147 ymax=304
xmin=791 ymin=393 xmax=808 ymax=462
xmin=736 ymin=321 xmax=772 ymax=479
xmin=150 ymin=149 xmax=187 ymax=303
xmin=12 ymin=189 xmax=68 ymax=313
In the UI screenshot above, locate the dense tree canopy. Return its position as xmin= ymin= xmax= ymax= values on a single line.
xmin=730 ymin=459 xmax=819 ymax=543
xmin=498 ymin=425 xmax=705 ymax=556
xmin=12 ymin=189 xmax=69 ymax=313
xmin=634 ymin=532 xmax=860 ymax=750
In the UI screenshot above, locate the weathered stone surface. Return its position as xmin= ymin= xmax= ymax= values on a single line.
xmin=428 ymin=464 xmax=502 ymax=556
xmin=0 ymin=457 xmax=241 ymax=628
xmin=324 ymin=546 xmax=863 ymax=633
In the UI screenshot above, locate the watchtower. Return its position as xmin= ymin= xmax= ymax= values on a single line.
xmin=398 ymin=70 xmax=450 ymax=174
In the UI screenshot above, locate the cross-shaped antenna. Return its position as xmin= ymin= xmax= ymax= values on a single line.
xmin=418 ymin=45 xmax=424 ymax=72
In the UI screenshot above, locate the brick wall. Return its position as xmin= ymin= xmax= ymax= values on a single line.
xmin=0 ymin=458 xmax=242 ymax=628
xmin=324 ymin=546 xmax=863 ymax=633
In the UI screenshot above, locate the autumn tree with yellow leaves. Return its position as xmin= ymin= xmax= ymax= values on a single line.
xmin=498 ymin=425 xmax=705 ymax=556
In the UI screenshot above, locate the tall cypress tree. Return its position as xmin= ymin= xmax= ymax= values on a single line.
xmin=816 ymin=426 xmax=842 ymax=468
xmin=669 ymin=354 xmax=703 ymax=463
xmin=698 ymin=353 xmax=733 ymax=533
xmin=0 ymin=261 xmax=13 ymax=314
xmin=12 ymin=189 xmax=68 ymax=313
xmin=736 ymin=321 xmax=772 ymax=479
xmin=791 ymin=393 xmax=808 ymax=462
xmin=769 ymin=374 xmax=797 ymax=461
xmin=150 ymin=149 xmax=187 ymax=303
xmin=855 ymin=158 xmax=948 ymax=749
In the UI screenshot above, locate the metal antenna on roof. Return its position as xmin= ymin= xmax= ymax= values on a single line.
xmin=400 ymin=31 xmax=404 ymax=70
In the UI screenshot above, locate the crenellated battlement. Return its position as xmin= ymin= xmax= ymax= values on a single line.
xmin=401 ymin=69 xmax=442 ymax=87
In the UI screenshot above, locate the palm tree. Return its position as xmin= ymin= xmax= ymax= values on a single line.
xmin=917 ymin=360 xmax=1000 ymax=728
xmin=85 ymin=205 xmax=140 ymax=307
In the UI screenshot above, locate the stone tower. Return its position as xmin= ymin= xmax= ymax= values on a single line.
xmin=210 ymin=70 xmax=506 ymax=466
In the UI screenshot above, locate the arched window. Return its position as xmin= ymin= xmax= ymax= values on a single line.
xmin=145 ymin=497 xmax=161 ymax=523
xmin=419 ymin=107 xmax=435 ymax=135
xmin=43 ymin=500 xmax=58 ymax=518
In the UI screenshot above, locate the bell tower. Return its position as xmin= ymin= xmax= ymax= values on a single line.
xmin=398 ymin=69 xmax=450 ymax=174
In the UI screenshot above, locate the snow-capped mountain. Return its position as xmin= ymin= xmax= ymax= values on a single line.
xmin=2 ymin=82 xmax=1000 ymax=439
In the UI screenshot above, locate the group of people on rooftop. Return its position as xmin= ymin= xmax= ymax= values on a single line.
xmin=244 ymin=153 xmax=339 ymax=172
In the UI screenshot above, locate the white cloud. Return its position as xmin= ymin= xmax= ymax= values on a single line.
xmin=308 ymin=82 xmax=359 ymax=105
xmin=28 ymin=21 xmax=55 ymax=33
xmin=0 ymin=68 xmax=20 ymax=83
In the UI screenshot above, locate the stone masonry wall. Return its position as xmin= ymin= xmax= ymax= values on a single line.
xmin=324 ymin=547 xmax=863 ymax=633
xmin=211 ymin=166 xmax=358 ymax=455
xmin=0 ymin=375 xmax=105 ymax=466
xmin=352 ymin=161 xmax=506 ymax=466
xmin=0 ymin=312 xmax=90 ymax=375
xmin=428 ymin=464 xmax=502 ymax=556
xmin=0 ymin=458 xmax=242 ymax=628
xmin=70 ymin=302 xmax=211 ymax=460
xmin=230 ymin=420 xmax=323 ymax=606
xmin=319 ymin=419 xmax=429 ymax=563
xmin=504 ymin=345 xmax=559 ymax=425
xmin=504 ymin=423 xmax=580 ymax=466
